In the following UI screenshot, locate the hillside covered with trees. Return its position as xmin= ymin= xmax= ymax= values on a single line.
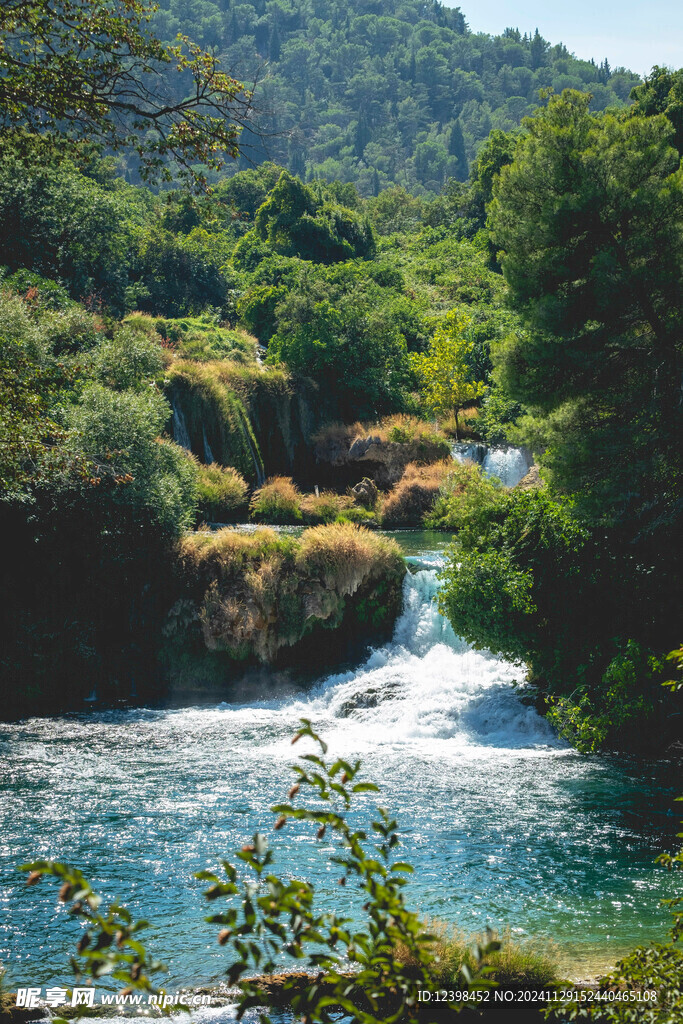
xmin=142 ymin=0 xmax=641 ymax=193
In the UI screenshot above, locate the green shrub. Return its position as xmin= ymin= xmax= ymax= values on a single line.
xmin=546 ymin=642 xmax=669 ymax=753
xmin=250 ymin=476 xmax=302 ymax=523
xmin=425 ymin=461 xmax=503 ymax=531
xmin=300 ymin=490 xmax=354 ymax=524
xmin=196 ymin=463 xmax=249 ymax=522
xmin=94 ymin=326 xmax=165 ymax=391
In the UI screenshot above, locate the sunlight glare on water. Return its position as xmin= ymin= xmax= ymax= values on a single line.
xmin=0 ymin=537 xmax=678 ymax=992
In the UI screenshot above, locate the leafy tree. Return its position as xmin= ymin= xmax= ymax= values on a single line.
xmin=0 ymin=0 xmax=252 ymax=188
xmin=630 ymin=65 xmax=683 ymax=156
xmin=410 ymin=311 xmax=487 ymax=436
xmin=254 ymin=171 xmax=375 ymax=263
xmin=269 ymin=288 xmax=412 ymax=419
xmin=488 ymin=90 xmax=683 ymax=531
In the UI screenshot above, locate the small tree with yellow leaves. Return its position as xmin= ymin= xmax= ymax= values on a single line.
xmin=411 ymin=312 xmax=487 ymax=438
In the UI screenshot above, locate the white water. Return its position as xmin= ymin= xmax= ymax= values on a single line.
xmin=450 ymin=442 xmax=534 ymax=488
xmin=0 ymin=544 xmax=677 ymax=994
xmin=284 ymin=569 xmax=559 ymax=753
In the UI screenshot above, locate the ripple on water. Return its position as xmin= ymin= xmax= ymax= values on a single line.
xmin=0 ymin=569 xmax=679 ymax=989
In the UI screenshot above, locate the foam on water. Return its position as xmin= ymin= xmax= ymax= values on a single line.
xmin=285 ymin=569 xmax=559 ymax=752
xmin=0 ymin=544 xmax=677 ymax=993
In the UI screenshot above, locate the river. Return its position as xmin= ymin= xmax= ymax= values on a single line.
xmin=0 ymin=529 xmax=679 ymax=1003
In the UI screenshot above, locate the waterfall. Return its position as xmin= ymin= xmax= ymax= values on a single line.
xmin=293 ymin=568 xmax=560 ymax=751
xmin=202 ymin=425 xmax=216 ymax=465
xmin=171 ymin=397 xmax=192 ymax=452
xmin=450 ymin=442 xmax=533 ymax=488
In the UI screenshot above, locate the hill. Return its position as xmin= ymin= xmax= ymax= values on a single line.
xmin=146 ymin=0 xmax=640 ymax=194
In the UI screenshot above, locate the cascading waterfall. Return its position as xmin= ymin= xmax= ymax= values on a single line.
xmin=0 ymin=541 xmax=675 ymax=991
xmin=450 ymin=441 xmax=533 ymax=488
xmin=170 ymin=396 xmax=192 ymax=451
xmin=288 ymin=567 xmax=559 ymax=751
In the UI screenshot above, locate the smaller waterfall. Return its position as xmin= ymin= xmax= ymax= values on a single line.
xmin=450 ymin=442 xmax=533 ymax=488
xmin=171 ymin=397 xmax=192 ymax=452
xmin=202 ymin=425 xmax=216 ymax=464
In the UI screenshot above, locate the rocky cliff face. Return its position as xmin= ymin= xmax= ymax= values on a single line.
xmin=314 ymin=432 xmax=451 ymax=488
xmin=166 ymin=363 xmax=324 ymax=485
xmin=161 ymin=524 xmax=406 ymax=692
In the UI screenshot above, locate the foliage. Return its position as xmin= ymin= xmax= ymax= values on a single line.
xmin=300 ymin=490 xmax=355 ymax=525
xmin=19 ymin=861 xmax=164 ymax=993
xmin=148 ymin=0 xmax=638 ymax=195
xmin=250 ymin=475 xmax=303 ymax=524
xmin=488 ymin=89 xmax=683 ymax=532
xmin=0 ymin=0 xmax=251 ymax=189
xmin=198 ymin=720 xmax=499 ymax=1022
xmin=254 ymin=171 xmax=375 ymax=263
xmin=196 ymin=463 xmax=249 ymax=522
xmin=425 ymin=462 xmax=503 ymax=531
xmin=268 ymin=287 xmax=413 ymax=420
xmin=410 ymin=311 xmax=487 ymax=434
xmin=93 ymin=326 xmax=165 ymax=391
xmin=546 ymin=643 xmax=669 ymax=753
xmin=128 ymin=225 xmax=234 ymax=317
xmin=380 ymin=460 xmax=452 ymax=528
xmin=64 ymin=384 xmax=198 ymax=536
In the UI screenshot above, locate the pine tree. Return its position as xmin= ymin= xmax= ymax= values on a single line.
xmin=448 ymin=119 xmax=468 ymax=180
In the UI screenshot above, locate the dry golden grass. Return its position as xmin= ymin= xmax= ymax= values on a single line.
xmin=380 ymin=460 xmax=453 ymax=527
xmin=313 ymin=413 xmax=447 ymax=451
xmin=178 ymin=527 xmax=281 ymax=575
xmin=296 ymin=522 xmax=403 ymax=593
xmin=250 ymin=476 xmax=303 ymax=523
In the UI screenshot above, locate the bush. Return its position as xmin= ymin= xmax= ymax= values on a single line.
xmin=63 ymin=384 xmax=198 ymax=536
xmin=546 ymin=642 xmax=670 ymax=753
xmin=295 ymin=521 xmax=401 ymax=592
xmin=196 ymin=463 xmax=249 ymax=523
xmin=380 ymin=460 xmax=453 ymax=527
xmin=250 ymin=476 xmax=302 ymax=523
xmin=93 ymin=326 xmax=165 ymax=391
xmin=300 ymin=490 xmax=354 ymax=524
xmin=425 ymin=461 xmax=503 ymax=531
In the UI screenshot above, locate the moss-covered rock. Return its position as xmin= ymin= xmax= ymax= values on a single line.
xmin=162 ymin=524 xmax=406 ymax=686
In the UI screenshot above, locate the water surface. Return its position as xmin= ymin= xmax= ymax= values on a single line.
xmin=0 ymin=543 xmax=679 ymax=992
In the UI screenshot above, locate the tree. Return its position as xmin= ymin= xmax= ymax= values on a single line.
xmin=630 ymin=65 xmax=683 ymax=156
xmin=0 ymin=0 xmax=252 ymax=188
xmin=410 ymin=311 xmax=487 ymax=436
xmin=488 ymin=90 xmax=683 ymax=531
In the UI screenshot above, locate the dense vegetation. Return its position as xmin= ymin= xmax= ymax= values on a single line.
xmin=146 ymin=0 xmax=639 ymax=194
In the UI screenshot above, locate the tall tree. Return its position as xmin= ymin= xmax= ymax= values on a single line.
xmin=488 ymin=90 xmax=683 ymax=533
xmin=0 ymin=0 xmax=252 ymax=188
